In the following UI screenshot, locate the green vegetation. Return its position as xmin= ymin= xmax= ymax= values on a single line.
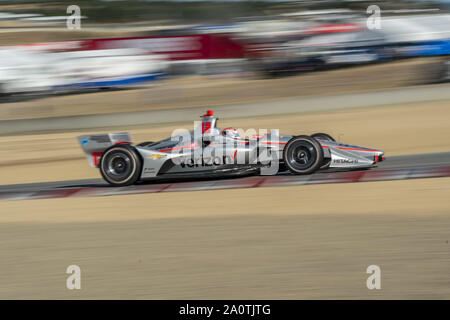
xmin=0 ymin=0 xmax=294 ymax=24
xmin=1 ymin=0 xmax=445 ymax=24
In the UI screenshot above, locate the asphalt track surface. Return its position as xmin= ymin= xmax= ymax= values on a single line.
xmin=0 ymin=151 xmax=449 ymax=200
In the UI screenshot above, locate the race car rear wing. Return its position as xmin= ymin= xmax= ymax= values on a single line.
xmin=77 ymin=132 xmax=132 ymax=168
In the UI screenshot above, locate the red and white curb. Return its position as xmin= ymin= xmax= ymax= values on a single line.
xmin=1 ymin=165 xmax=449 ymax=201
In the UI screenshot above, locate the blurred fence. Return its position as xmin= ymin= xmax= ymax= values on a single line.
xmin=0 ymin=12 xmax=449 ymax=96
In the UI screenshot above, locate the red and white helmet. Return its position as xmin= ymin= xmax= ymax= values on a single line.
xmin=222 ymin=127 xmax=240 ymax=139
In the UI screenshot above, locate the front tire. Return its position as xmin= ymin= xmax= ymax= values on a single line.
xmin=311 ymin=132 xmax=335 ymax=142
xmin=100 ymin=144 xmax=142 ymax=186
xmin=283 ymin=135 xmax=324 ymax=174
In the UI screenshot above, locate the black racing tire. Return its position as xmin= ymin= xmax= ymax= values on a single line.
xmin=100 ymin=144 xmax=142 ymax=186
xmin=283 ymin=135 xmax=324 ymax=175
xmin=311 ymin=132 xmax=335 ymax=142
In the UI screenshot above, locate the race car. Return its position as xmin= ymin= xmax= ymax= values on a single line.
xmin=78 ymin=110 xmax=385 ymax=186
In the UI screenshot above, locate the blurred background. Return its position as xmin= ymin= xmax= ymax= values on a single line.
xmin=0 ymin=0 xmax=448 ymax=104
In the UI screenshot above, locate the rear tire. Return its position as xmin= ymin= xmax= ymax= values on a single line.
xmin=283 ymin=135 xmax=323 ymax=174
xmin=100 ymin=144 xmax=142 ymax=186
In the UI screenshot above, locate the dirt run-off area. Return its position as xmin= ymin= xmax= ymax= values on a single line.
xmin=1 ymin=177 xmax=450 ymax=299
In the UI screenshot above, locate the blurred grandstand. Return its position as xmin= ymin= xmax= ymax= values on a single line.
xmin=0 ymin=0 xmax=448 ymax=96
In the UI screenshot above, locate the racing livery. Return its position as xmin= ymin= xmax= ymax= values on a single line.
xmin=78 ymin=110 xmax=385 ymax=186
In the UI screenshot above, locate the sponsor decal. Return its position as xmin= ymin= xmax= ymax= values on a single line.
xmin=333 ymin=158 xmax=359 ymax=164
xmin=147 ymin=154 xmax=166 ymax=159
xmin=180 ymin=155 xmax=233 ymax=168
xmin=143 ymin=167 xmax=156 ymax=174
xmin=90 ymin=135 xmax=111 ymax=144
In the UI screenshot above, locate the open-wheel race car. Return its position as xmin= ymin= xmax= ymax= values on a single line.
xmin=78 ymin=110 xmax=385 ymax=186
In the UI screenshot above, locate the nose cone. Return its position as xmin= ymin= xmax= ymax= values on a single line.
xmin=374 ymin=151 xmax=385 ymax=163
